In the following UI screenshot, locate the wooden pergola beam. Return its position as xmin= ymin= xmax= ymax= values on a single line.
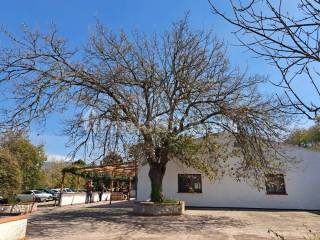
xmin=71 ymin=162 xmax=137 ymax=177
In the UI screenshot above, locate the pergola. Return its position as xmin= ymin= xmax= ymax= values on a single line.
xmin=59 ymin=162 xmax=138 ymax=205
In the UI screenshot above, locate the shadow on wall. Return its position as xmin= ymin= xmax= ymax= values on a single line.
xmin=27 ymin=201 xmax=247 ymax=239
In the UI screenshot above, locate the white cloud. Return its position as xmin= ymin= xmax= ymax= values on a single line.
xmin=46 ymin=154 xmax=69 ymax=162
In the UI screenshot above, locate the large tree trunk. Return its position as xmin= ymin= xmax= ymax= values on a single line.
xmin=148 ymin=162 xmax=166 ymax=202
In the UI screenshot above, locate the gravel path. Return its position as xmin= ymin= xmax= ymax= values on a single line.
xmin=27 ymin=201 xmax=320 ymax=240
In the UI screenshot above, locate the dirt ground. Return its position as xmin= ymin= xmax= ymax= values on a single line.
xmin=26 ymin=201 xmax=320 ymax=240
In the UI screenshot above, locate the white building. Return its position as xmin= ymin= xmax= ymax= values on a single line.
xmin=137 ymin=145 xmax=320 ymax=210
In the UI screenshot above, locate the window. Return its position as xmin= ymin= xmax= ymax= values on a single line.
xmin=265 ymin=174 xmax=287 ymax=195
xmin=178 ymin=174 xmax=202 ymax=193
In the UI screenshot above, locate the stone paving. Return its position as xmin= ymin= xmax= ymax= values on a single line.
xmin=26 ymin=201 xmax=320 ymax=240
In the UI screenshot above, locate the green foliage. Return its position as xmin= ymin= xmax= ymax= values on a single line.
xmin=100 ymin=152 xmax=123 ymax=165
xmin=0 ymin=148 xmax=22 ymax=199
xmin=62 ymin=166 xmax=83 ymax=175
xmin=42 ymin=161 xmax=66 ymax=188
xmin=168 ymin=134 xmax=223 ymax=180
xmin=286 ymin=122 xmax=320 ymax=150
xmin=43 ymin=161 xmax=87 ymax=189
xmin=128 ymin=143 xmax=148 ymax=165
xmin=0 ymin=132 xmax=46 ymax=198
xmin=73 ymin=159 xmax=86 ymax=166
xmin=1 ymin=132 xmax=47 ymax=190
xmin=59 ymin=160 xmax=116 ymax=189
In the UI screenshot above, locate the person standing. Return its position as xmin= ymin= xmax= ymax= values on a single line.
xmin=98 ymin=182 xmax=106 ymax=201
xmin=86 ymin=180 xmax=94 ymax=203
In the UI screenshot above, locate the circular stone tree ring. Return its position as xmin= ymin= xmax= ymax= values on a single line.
xmin=133 ymin=201 xmax=185 ymax=216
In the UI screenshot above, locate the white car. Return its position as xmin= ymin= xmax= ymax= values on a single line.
xmin=17 ymin=190 xmax=53 ymax=202
xmin=51 ymin=188 xmax=74 ymax=193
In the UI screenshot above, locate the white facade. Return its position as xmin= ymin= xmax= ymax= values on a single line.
xmin=0 ymin=215 xmax=28 ymax=240
xmin=137 ymin=146 xmax=320 ymax=210
xmin=59 ymin=192 xmax=110 ymax=206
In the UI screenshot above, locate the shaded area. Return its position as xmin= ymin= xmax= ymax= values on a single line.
xmin=27 ymin=201 xmax=246 ymax=239
xmin=27 ymin=201 xmax=320 ymax=240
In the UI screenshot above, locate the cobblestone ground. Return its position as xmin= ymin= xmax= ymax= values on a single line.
xmin=27 ymin=201 xmax=320 ymax=240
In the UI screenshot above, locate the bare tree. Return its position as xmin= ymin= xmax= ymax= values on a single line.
xmin=0 ymin=18 xmax=291 ymax=202
xmin=209 ymin=0 xmax=320 ymax=120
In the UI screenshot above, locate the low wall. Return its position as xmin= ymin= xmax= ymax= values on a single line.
xmin=133 ymin=201 xmax=185 ymax=216
xmin=0 ymin=202 xmax=36 ymax=214
xmin=0 ymin=214 xmax=28 ymax=240
xmin=59 ymin=192 xmax=110 ymax=206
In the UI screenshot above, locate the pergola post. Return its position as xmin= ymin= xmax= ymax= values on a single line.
xmin=109 ymin=174 xmax=113 ymax=205
xmin=128 ymin=176 xmax=132 ymax=200
xmin=134 ymin=158 xmax=138 ymax=200
xmin=58 ymin=171 xmax=66 ymax=206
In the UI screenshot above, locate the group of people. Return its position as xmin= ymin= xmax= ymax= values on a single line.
xmin=85 ymin=180 xmax=107 ymax=203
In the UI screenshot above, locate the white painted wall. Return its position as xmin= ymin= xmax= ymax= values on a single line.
xmin=60 ymin=192 xmax=110 ymax=206
xmin=137 ymin=146 xmax=320 ymax=210
xmin=0 ymin=216 xmax=27 ymax=240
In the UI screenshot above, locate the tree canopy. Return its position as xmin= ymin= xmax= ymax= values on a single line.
xmin=42 ymin=160 xmax=88 ymax=189
xmin=0 ymin=132 xmax=47 ymax=190
xmin=0 ymin=17 xmax=292 ymax=202
xmin=286 ymin=120 xmax=320 ymax=150
xmin=0 ymin=132 xmax=46 ymax=199
xmin=0 ymin=148 xmax=22 ymax=199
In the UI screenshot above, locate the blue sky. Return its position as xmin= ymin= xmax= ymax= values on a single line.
xmin=0 ymin=0 xmax=313 ymax=161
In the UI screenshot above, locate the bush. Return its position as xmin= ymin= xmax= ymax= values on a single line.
xmin=0 ymin=149 xmax=22 ymax=200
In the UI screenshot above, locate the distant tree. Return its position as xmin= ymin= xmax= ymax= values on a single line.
xmin=0 ymin=17 xmax=292 ymax=202
xmin=100 ymin=152 xmax=123 ymax=165
xmin=209 ymin=0 xmax=320 ymax=120
xmin=43 ymin=160 xmax=86 ymax=188
xmin=0 ymin=132 xmax=47 ymax=190
xmin=286 ymin=120 xmax=320 ymax=149
xmin=0 ymin=148 xmax=22 ymax=199
xmin=73 ymin=159 xmax=86 ymax=166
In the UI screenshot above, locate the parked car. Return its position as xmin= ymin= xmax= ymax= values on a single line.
xmin=16 ymin=190 xmax=53 ymax=202
xmin=36 ymin=189 xmax=59 ymax=200
xmin=49 ymin=188 xmax=74 ymax=195
xmin=47 ymin=189 xmax=60 ymax=200
xmin=63 ymin=188 xmax=74 ymax=193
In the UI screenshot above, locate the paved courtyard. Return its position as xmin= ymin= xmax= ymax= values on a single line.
xmin=27 ymin=201 xmax=320 ymax=240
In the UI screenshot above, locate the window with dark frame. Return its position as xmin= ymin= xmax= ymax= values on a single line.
xmin=178 ymin=174 xmax=202 ymax=193
xmin=265 ymin=174 xmax=287 ymax=195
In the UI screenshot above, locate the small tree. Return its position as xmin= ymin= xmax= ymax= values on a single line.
xmin=44 ymin=160 xmax=87 ymax=188
xmin=0 ymin=18 xmax=291 ymax=202
xmin=0 ymin=148 xmax=22 ymax=199
xmin=0 ymin=132 xmax=47 ymax=190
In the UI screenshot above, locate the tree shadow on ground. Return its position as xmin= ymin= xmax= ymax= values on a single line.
xmin=309 ymin=211 xmax=320 ymax=216
xmin=27 ymin=201 xmax=248 ymax=239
